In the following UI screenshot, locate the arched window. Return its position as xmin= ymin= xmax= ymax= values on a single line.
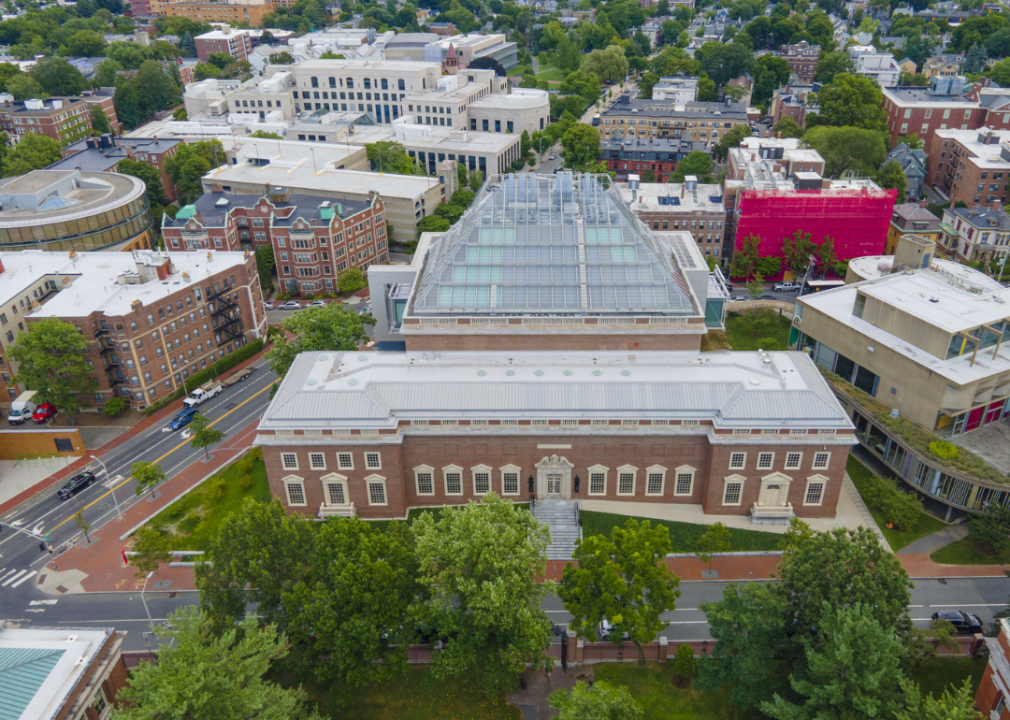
xmin=329 ymin=77 xmax=336 ymax=88
xmin=398 ymin=79 xmax=405 ymax=91
xmin=347 ymin=77 xmax=355 ymax=89
xmin=310 ymin=77 xmax=319 ymax=88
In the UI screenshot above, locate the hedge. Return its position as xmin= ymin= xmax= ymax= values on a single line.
xmin=143 ymin=338 xmax=266 ymax=416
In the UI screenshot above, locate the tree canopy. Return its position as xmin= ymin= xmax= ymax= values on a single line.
xmin=807 ymin=74 xmax=888 ymax=132
xmin=801 ymin=126 xmax=886 ymax=178
xmin=265 ymin=303 xmax=374 ymax=379
xmin=10 ymin=316 xmax=96 ymax=421
xmin=1 ymin=132 xmax=62 ymax=177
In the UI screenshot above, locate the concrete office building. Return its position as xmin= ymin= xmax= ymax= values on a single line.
xmin=0 ymin=169 xmax=153 ymax=253
xmin=465 ymin=87 xmax=550 ymax=136
xmin=368 ymin=173 xmax=729 ymax=353
xmin=0 ymin=249 xmax=266 ymax=409
xmin=424 ymin=33 xmax=519 ymax=71
xmin=256 ymin=349 xmax=854 ymax=522
xmin=202 ymin=142 xmax=443 ymax=245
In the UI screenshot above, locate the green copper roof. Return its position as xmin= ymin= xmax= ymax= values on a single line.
xmin=0 ymin=646 xmax=66 ymax=720
xmin=320 ymin=207 xmax=335 ymax=221
xmin=175 ymin=205 xmax=197 ymax=220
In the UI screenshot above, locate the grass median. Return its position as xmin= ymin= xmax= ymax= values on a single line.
xmin=580 ymin=509 xmax=781 ymax=552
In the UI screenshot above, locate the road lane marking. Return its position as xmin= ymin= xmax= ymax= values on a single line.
xmin=2 ymin=569 xmax=27 ymax=586
xmin=11 ymin=571 xmax=37 ymax=587
xmin=47 ymin=379 xmax=278 ymax=533
xmin=29 ymin=599 xmax=57 ymax=606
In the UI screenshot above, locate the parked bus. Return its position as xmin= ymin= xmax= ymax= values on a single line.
xmin=592 ymin=114 xmax=601 ymax=126
xmin=801 ymin=279 xmax=845 ymax=295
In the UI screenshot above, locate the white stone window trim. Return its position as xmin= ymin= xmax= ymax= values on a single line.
xmin=337 ymin=452 xmax=354 ymax=470
xmin=812 ymin=451 xmax=831 ymax=470
xmin=441 ymin=420 xmax=458 ymax=426
xmin=320 ymin=472 xmax=349 ymax=505
xmin=365 ymin=451 xmax=382 ymax=470
xmin=281 ymin=452 xmax=299 ymax=471
xmin=722 ymin=474 xmax=746 ymax=506
xmin=674 ymin=464 xmax=696 ymax=496
xmin=500 ymin=463 xmax=521 ymax=495
xmin=414 ymin=464 xmax=435 ymax=496
xmin=645 ymin=464 xmax=667 ymax=496
xmin=587 ymin=464 xmax=609 ymax=496
xmin=443 ymin=464 xmax=464 ymax=496
xmin=757 ymin=452 xmax=775 ymax=470
xmin=309 ymin=452 xmax=326 ymax=471
xmin=804 ymin=474 xmax=829 ymax=506
xmin=411 ymin=420 xmax=428 ymax=426
xmin=784 ymin=452 xmax=803 ymax=470
xmin=617 ymin=464 xmax=638 ymax=496
xmin=472 ymin=464 xmax=493 ymax=495
xmin=282 ymin=474 xmax=306 ymax=507
xmin=729 ymin=451 xmax=747 ymax=470
xmin=364 ymin=473 xmax=387 ymax=506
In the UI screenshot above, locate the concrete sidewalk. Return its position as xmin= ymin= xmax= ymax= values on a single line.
xmin=36 ymin=419 xmax=260 ymax=595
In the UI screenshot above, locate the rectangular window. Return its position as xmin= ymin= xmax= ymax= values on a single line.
xmin=590 ymin=472 xmax=606 ymax=494
xmin=813 ymin=452 xmax=830 ymax=469
xmin=646 ymin=471 xmax=664 ymax=495
xmin=501 ymin=419 xmax=518 ymax=426
xmin=503 ymin=472 xmax=518 ymax=494
xmin=368 ymin=480 xmax=386 ymax=505
xmin=618 ymin=472 xmax=635 ymax=495
xmin=338 ymin=452 xmax=353 ymax=469
xmin=622 ymin=419 xmax=639 ymax=426
xmin=563 ymin=419 xmax=579 ymax=426
xmin=757 ymin=453 xmax=774 ymax=469
xmin=411 ymin=420 xmax=428 ymax=426
xmin=445 ymin=471 xmax=462 ymax=494
xmin=286 ymin=482 xmax=305 ymax=505
xmin=729 ymin=452 xmax=746 ymax=469
xmin=723 ymin=482 xmax=743 ymax=505
xmin=416 ymin=471 xmax=434 ymax=495
xmin=309 ymin=453 xmax=325 ymax=470
xmin=282 ymin=453 xmax=298 ymax=470
xmin=365 ymin=452 xmax=381 ymax=469
xmin=785 ymin=452 xmax=802 ymax=470
xmin=805 ymin=481 xmax=825 ymax=505
xmin=474 ymin=471 xmax=490 ymax=494
xmin=675 ymin=471 xmax=693 ymax=495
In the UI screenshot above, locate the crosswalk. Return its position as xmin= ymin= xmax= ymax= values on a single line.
xmin=0 ymin=567 xmax=38 ymax=588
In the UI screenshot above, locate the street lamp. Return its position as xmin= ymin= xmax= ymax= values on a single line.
xmin=90 ymin=455 xmax=122 ymax=520
xmin=141 ymin=570 xmax=154 ymax=624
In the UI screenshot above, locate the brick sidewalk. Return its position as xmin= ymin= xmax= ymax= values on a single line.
xmin=38 ymin=418 xmax=261 ymax=594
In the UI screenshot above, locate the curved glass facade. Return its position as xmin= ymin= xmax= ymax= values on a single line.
xmin=0 ymin=195 xmax=153 ymax=252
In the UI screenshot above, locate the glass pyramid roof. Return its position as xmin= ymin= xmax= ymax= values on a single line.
xmin=411 ymin=173 xmax=696 ymax=316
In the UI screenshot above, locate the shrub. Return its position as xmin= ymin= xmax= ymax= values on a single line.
xmin=670 ymin=643 xmax=697 ymax=686
xmin=102 ymin=397 xmax=128 ymax=417
xmin=178 ymin=512 xmax=202 ymax=535
xmin=235 ymin=455 xmax=255 ymax=475
xmin=236 ymin=474 xmax=253 ymax=489
xmin=858 ymin=473 xmax=923 ymax=531
xmin=968 ymin=503 xmax=1010 ymax=554
xmin=928 ymin=440 xmax=960 ymax=460
xmin=204 ymin=476 xmax=226 ymax=501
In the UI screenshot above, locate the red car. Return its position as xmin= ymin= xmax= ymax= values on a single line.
xmin=32 ymin=403 xmax=57 ymax=423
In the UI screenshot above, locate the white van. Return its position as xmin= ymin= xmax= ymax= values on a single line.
xmin=8 ymin=390 xmax=38 ymax=424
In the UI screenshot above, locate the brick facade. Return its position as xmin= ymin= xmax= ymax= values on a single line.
xmin=976 ymin=621 xmax=1010 ymax=718
xmin=781 ymin=41 xmax=820 ymax=85
xmin=262 ymin=424 xmax=850 ymax=521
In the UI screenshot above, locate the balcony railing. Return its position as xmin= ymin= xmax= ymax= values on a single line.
xmin=319 ymin=502 xmax=356 ymax=518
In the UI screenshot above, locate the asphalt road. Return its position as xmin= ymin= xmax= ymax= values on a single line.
xmin=0 ymin=358 xmax=279 ymax=649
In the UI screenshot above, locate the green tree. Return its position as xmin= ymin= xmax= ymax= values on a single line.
xmin=670 ymin=643 xmax=698 ymax=685
xmin=102 ymin=396 xmax=128 ymax=417
xmin=773 ymin=116 xmax=805 ymax=139
xmin=132 ymin=461 xmax=166 ymax=499
xmin=62 ymin=30 xmax=106 ymax=57
xmin=782 ymin=229 xmax=816 ymax=274
xmin=696 ymin=582 xmax=791 ymax=711
xmin=337 ymin=267 xmax=367 ymax=294
xmin=265 ymin=303 xmax=373 ymax=379
xmin=113 ymin=607 xmax=322 ymax=720
xmin=547 ymin=681 xmax=644 ymax=720
xmin=282 ymin=519 xmax=421 ymax=698
xmin=31 ymin=57 xmax=87 ymax=96
xmin=2 ymin=130 xmax=62 ymax=176
xmin=761 ymin=604 xmax=906 ymax=720
xmin=255 ymin=245 xmax=275 ymax=293
xmin=560 ymin=518 xmax=681 ymax=664
xmin=5 ymin=74 xmax=44 ymax=102
xmin=895 ymin=678 xmax=984 ymax=720
xmin=696 ymin=74 xmax=717 ymax=102
xmin=696 ymin=522 xmax=731 ymax=572
xmin=197 ymin=499 xmax=315 ymax=632
xmin=807 ymin=74 xmax=889 ymax=132
xmin=469 ymin=169 xmax=484 ymax=191
xmin=967 ymin=502 xmax=1010 ymax=554
xmin=638 ymin=71 xmax=659 ymax=99
xmin=130 ymin=526 xmax=172 ymax=579
xmin=814 ymin=51 xmax=856 ymax=83
xmin=581 ymin=44 xmax=629 ymax=84
xmin=696 ymin=40 xmax=754 ymax=85
xmin=365 ymin=141 xmax=422 ymax=174
xmin=10 ymin=317 xmax=96 ymax=421
xmin=411 ymin=493 xmax=555 ymax=697
xmin=731 ymin=233 xmax=761 ymax=279
xmin=165 ymin=139 xmax=224 ymax=203
xmin=416 ymin=214 xmax=451 ymax=237
xmin=713 ymin=124 xmax=752 ymax=162
xmin=669 ymin=151 xmax=713 ymax=183
xmin=73 ymin=509 xmax=92 ymax=543
xmin=751 ymin=53 xmax=792 ymax=106
xmin=991 ymin=58 xmax=1010 ymax=88
xmin=117 ymin=158 xmax=169 ymax=207
xmin=94 ymin=59 xmax=123 ymax=90
xmin=90 ymin=105 xmax=111 ymax=135
xmin=267 ymin=51 xmax=295 ymax=64
xmin=189 ymin=413 xmax=226 ymax=460
xmin=876 ymin=158 xmax=908 ymax=203
xmin=248 ymin=130 xmax=283 ymax=139
xmin=963 ymin=42 xmax=987 ymax=74
xmin=560 ymin=123 xmax=601 ymax=172
xmin=801 ymin=126 xmax=886 ymax=178
xmin=747 ymin=273 xmax=765 ymax=300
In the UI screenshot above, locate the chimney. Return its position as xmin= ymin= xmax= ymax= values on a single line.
xmin=920 ymin=198 xmax=926 ymax=207
xmin=777 ymin=132 xmax=781 ymax=139
xmin=126 ymin=146 xmax=135 ymax=160
xmin=681 ymin=184 xmax=685 ymax=198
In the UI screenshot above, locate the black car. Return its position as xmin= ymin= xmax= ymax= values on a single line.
xmin=56 ymin=471 xmax=97 ymax=500
xmin=931 ymin=610 xmax=984 ymax=634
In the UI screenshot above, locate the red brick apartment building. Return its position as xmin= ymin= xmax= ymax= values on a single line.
xmin=195 ymin=28 xmax=253 ymax=63
xmin=926 ymin=128 xmax=1010 ymax=208
xmin=976 ymin=618 xmax=1010 ymax=717
xmin=0 ymin=249 xmax=266 ymax=410
xmin=781 ymin=41 xmax=820 ymax=84
xmin=56 ymin=134 xmax=183 ymax=202
xmin=881 ymin=77 xmax=1010 ymax=149
xmin=0 ymin=94 xmax=119 ymax=148
xmin=161 ymin=187 xmax=388 ymax=296
xmin=257 ymin=351 xmax=855 ymax=521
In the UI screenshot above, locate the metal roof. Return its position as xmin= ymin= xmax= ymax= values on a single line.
xmin=409 ymin=173 xmax=696 ymax=316
xmin=0 ymin=647 xmax=65 ymax=720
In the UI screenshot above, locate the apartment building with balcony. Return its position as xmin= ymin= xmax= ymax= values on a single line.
xmin=599 ymin=96 xmax=750 ymax=147
xmin=927 ymin=128 xmax=1010 ymax=210
xmin=0 ymin=94 xmax=119 ymax=148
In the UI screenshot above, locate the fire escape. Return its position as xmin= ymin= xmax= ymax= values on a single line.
xmin=207 ymin=286 xmax=243 ymax=347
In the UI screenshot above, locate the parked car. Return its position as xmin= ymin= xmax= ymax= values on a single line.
xmin=931 ymin=610 xmax=983 ymax=634
xmin=599 ymin=619 xmax=629 ymax=641
xmin=169 ymin=407 xmax=200 ymax=431
xmin=263 ymin=301 xmax=275 ymax=310
xmin=57 ymin=471 xmax=96 ymax=500
xmin=549 ymin=153 xmax=556 ymax=160
xmin=774 ymin=281 xmax=802 ymax=293
xmin=278 ymin=301 xmax=303 ymax=310
xmin=32 ymin=403 xmax=58 ymax=424
xmin=759 ymin=294 xmax=777 ymax=300
xmin=306 ymin=300 xmax=327 ymax=308
xmin=731 ymin=295 xmax=750 ymax=302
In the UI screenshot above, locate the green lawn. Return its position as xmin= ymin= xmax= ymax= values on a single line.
xmin=535 ymin=67 xmax=567 ymax=83
xmin=142 ymin=449 xmax=271 ymax=551
xmin=845 ymin=456 xmax=948 ymax=552
xmin=594 ymin=663 xmax=734 ymax=719
xmin=930 ymin=536 xmax=1010 ymax=565
xmin=580 ymin=509 xmax=782 ymax=553
xmin=908 ymin=656 xmax=988 ymax=700
xmin=369 ymin=503 xmax=529 ymax=533
xmin=303 ymin=666 xmax=521 ymax=720
xmin=723 ymin=310 xmax=792 ymax=351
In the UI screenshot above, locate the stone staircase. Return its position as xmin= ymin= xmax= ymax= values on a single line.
xmin=533 ymin=499 xmax=583 ymax=560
